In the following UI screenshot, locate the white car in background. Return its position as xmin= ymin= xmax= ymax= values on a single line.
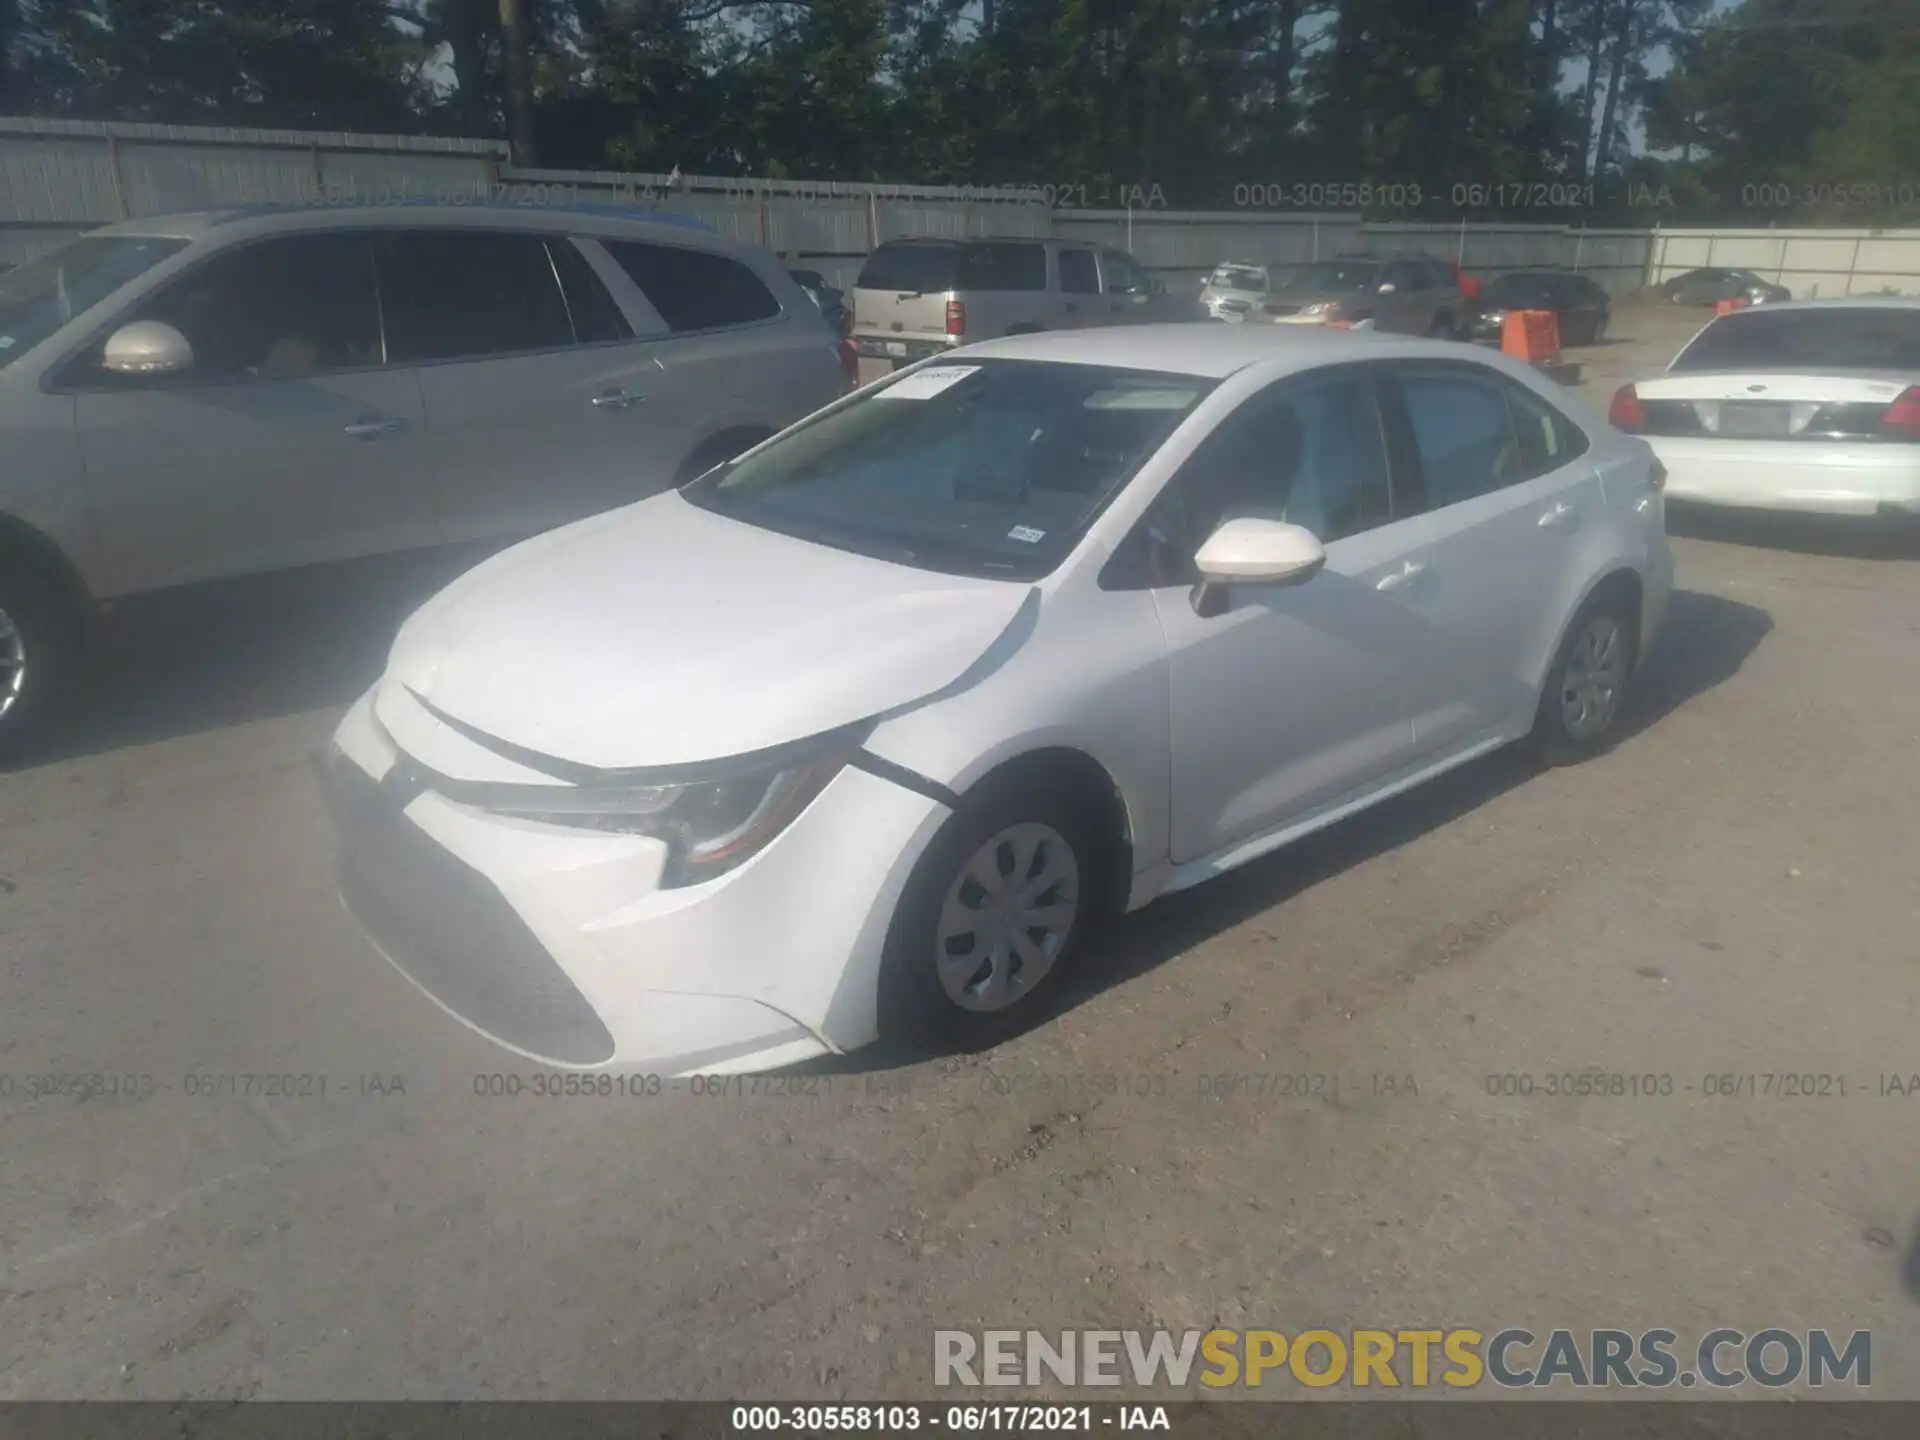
xmin=1608 ymin=299 xmax=1920 ymax=519
xmin=318 ymin=325 xmax=1672 ymax=1077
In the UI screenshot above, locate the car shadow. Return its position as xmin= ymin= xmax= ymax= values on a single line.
xmin=7 ymin=545 xmax=496 ymax=772
xmin=793 ymin=587 xmax=1774 ymax=1078
xmin=1666 ymin=504 xmax=1920 ymax=561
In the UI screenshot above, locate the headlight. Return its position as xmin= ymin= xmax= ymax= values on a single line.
xmin=479 ymin=750 xmax=850 ymax=888
xmin=1298 ymin=301 xmax=1335 ymax=317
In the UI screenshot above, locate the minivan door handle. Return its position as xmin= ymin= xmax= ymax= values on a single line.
xmin=1375 ymin=559 xmax=1430 ymax=593
xmin=343 ymin=415 xmax=405 ymax=439
xmin=590 ymin=389 xmax=643 ymax=410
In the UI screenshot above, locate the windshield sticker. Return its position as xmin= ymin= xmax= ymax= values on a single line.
xmin=875 ymin=365 xmax=981 ymax=400
xmin=1007 ymin=525 xmax=1046 ymax=544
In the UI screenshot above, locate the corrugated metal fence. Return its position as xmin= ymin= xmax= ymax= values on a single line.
xmin=6 ymin=116 xmax=1920 ymax=299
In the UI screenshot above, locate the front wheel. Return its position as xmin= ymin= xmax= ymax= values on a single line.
xmin=0 ymin=570 xmax=82 ymax=765
xmin=878 ymin=779 xmax=1106 ymax=1051
xmin=1530 ymin=594 xmax=1638 ymax=765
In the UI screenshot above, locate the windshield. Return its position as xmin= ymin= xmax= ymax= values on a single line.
xmin=1208 ymin=265 xmax=1269 ymax=292
xmin=0 ymin=234 xmax=189 ymax=368
xmin=681 ymin=359 xmax=1213 ymax=580
xmin=1671 ymin=307 xmax=1920 ymax=373
xmin=1283 ymin=260 xmax=1379 ymax=294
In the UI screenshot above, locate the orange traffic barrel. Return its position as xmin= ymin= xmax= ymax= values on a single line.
xmin=1501 ymin=308 xmax=1562 ymax=365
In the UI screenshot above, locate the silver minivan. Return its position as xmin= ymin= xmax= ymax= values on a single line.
xmin=850 ymin=236 xmax=1197 ymax=384
xmin=0 ymin=201 xmax=850 ymax=754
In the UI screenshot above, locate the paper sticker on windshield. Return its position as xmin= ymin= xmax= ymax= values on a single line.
xmin=876 ymin=365 xmax=980 ymax=400
xmin=1007 ymin=525 xmax=1046 ymax=544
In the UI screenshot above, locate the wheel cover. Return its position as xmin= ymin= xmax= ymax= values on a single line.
xmin=1560 ymin=613 xmax=1627 ymax=741
xmin=934 ymin=821 xmax=1081 ymax=1013
xmin=0 ymin=605 xmax=26 ymax=721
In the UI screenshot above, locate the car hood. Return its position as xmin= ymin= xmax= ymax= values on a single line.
xmin=384 ymin=493 xmax=1034 ymax=772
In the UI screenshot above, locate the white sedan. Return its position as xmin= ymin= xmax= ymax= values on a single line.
xmin=317 ymin=325 xmax=1673 ymax=1076
xmin=1609 ymin=298 xmax=1920 ymax=518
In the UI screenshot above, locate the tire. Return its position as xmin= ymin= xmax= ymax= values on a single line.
xmin=1426 ymin=312 xmax=1457 ymax=340
xmin=0 ymin=564 xmax=83 ymax=765
xmin=877 ymin=774 xmax=1110 ymax=1052
xmin=1529 ymin=589 xmax=1638 ymax=765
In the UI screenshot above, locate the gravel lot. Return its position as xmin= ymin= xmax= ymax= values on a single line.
xmin=3 ymin=300 xmax=1918 ymax=1401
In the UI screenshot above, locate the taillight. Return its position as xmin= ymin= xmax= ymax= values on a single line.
xmin=1879 ymin=385 xmax=1920 ymax=440
xmin=1648 ymin=458 xmax=1667 ymax=492
xmin=835 ymin=338 xmax=857 ymax=387
xmin=945 ymin=300 xmax=966 ymax=338
xmin=1609 ymin=383 xmax=1648 ymax=433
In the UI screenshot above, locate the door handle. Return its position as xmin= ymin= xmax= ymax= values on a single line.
xmin=1537 ymin=500 xmax=1578 ymax=531
xmin=1375 ymin=559 xmax=1430 ymax=593
xmin=343 ymin=416 xmax=405 ymax=439
xmin=590 ymin=389 xmax=643 ymax=410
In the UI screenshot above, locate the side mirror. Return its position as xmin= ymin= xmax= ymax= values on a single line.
xmin=102 ymin=320 xmax=194 ymax=376
xmin=1376 ymin=282 xmax=1398 ymax=296
xmin=1190 ymin=518 xmax=1326 ymax=615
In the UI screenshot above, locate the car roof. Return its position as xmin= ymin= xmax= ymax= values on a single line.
xmin=955 ymin=322 xmax=1465 ymax=378
xmin=90 ymin=198 xmax=722 ymax=243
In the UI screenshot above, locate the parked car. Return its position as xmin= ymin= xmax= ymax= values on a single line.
xmin=789 ymin=267 xmax=851 ymax=335
xmin=1253 ymin=255 xmax=1468 ymax=337
xmin=850 ymin=236 xmax=1199 ymax=384
xmin=1659 ymin=268 xmax=1791 ymax=307
xmin=1608 ymin=298 xmax=1920 ymax=519
xmin=317 ymin=324 xmax=1672 ymax=1076
xmin=0 ymin=200 xmax=851 ymax=756
xmin=1199 ymin=261 xmax=1276 ymax=322
xmin=1468 ymin=269 xmax=1612 ymax=347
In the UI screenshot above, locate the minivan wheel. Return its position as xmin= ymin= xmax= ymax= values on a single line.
xmin=878 ymin=779 xmax=1104 ymax=1051
xmin=0 ymin=572 xmax=79 ymax=764
xmin=1530 ymin=594 xmax=1637 ymax=764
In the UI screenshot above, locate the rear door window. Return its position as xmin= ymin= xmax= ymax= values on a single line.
xmin=549 ymin=238 xmax=632 ymax=344
xmin=376 ymin=230 xmax=575 ymax=363
xmin=1387 ymin=364 xmax=1528 ymax=510
xmin=1058 ymin=249 xmax=1100 ymax=295
xmin=601 ymin=239 xmax=782 ymax=332
xmin=958 ymin=242 xmax=1048 ymax=292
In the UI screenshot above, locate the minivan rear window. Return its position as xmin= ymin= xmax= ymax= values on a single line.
xmin=1670 ymin=307 xmax=1920 ymax=373
xmin=857 ymin=244 xmax=963 ymax=295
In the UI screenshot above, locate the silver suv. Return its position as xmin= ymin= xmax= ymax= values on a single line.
xmin=0 ymin=201 xmax=850 ymax=755
xmin=850 ymin=236 xmax=1199 ymax=383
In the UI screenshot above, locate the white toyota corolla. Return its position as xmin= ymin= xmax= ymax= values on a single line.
xmin=318 ymin=325 xmax=1673 ymax=1076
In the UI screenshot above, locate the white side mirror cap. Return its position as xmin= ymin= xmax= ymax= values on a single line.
xmin=102 ymin=320 xmax=194 ymax=375
xmin=1194 ymin=517 xmax=1327 ymax=586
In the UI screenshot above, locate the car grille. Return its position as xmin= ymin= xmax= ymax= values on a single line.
xmin=314 ymin=745 xmax=616 ymax=1065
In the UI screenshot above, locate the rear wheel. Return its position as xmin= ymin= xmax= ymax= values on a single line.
xmin=1426 ymin=312 xmax=1459 ymax=340
xmin=878 ymin=777 xmax=1108 ymax=1052
xmin=1530 ymin=591 xmax=1638 ymax=765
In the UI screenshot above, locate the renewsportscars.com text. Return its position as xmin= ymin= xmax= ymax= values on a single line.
xmin=933 ymin=1327 xmax=1871 ymax=1390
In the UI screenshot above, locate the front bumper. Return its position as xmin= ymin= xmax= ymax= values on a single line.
xmin=1647 ymin=437 xmax=1920 ymax=517
xmin=316 ymin=690 xmax=948 ymax=1075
